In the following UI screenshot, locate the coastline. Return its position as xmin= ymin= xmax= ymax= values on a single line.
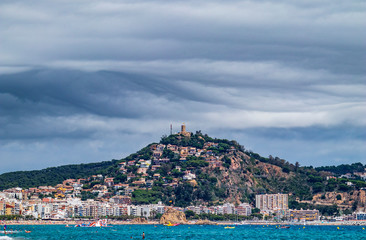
xmin=1 ymin=220 xmax=365 ymax=226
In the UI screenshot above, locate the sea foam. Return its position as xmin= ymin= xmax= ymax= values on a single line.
xmin=0 ymin=236 xmax=13 ymax=240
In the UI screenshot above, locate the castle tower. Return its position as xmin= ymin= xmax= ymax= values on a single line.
xmin=179 ymin=123 xmax=191 ymax=137
xmin=181 ymin=123 xmax=186 ymax=134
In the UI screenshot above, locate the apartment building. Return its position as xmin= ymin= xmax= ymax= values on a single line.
xmin=255 ymin=193 xmax=288 ymax=211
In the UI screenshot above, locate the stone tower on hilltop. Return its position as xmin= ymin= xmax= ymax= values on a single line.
xmin=179 ymin=123 xmax=191 ymax=137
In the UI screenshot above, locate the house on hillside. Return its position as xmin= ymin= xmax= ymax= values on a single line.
xmin=355 ymin=172 xmax=366 ymax=181
xmin=153 ymin=158 xmax=170 ymax=165
xmin=340 ymin=173 xmax=353 ymax=179
xmin=156 ymin=144 xmax=165 ymax=152
xmin=137 ymin=168 xmax=148 ymax=174
xmin=146 ymin=180 xmax=154 ymax=188
xmin=113 ymin=183 xmax=128 ymax=190
xmin=151 ymin=165 xmax=161 ymax=171
xmin=140 ymin=160 xmax=151 ymax=168
xmin=118 ymin=161 xmax=126 ymax=166
xmin=132 ymin=178 xmax=146 ymax=186
xmin=127 ymin=173 xmax=136 ymax=181
xmin=153 ymin=151 xmax=163 ymax=159
xmin=104 ymin=178 xmax=114 ymax=187
xmin=167 ymin=144 xmax=178 ymax=151
xmin=183 ymin=171 xmax=196 ymax=181
xmin=119 ymin=166 xmax=127 ymax=174
xmin=179 ymin=147 xmax=188 ymax=157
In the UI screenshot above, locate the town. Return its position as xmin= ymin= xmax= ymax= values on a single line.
xmin=1 ymin=187 xmax=366 ymax=223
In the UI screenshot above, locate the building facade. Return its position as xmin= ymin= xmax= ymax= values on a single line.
xmin=255 ymin=194 xmax=288 ymax=211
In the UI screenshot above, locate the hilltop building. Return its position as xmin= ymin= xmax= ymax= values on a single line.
xmin=179 ymin=123 xmax=191 ymax=137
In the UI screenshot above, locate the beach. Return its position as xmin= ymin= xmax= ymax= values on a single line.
xmin=2 ymin=219 xmax=366 ymax=226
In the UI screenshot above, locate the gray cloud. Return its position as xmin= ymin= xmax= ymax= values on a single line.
xmin=0 ymin=0 xmax=365 ymax=172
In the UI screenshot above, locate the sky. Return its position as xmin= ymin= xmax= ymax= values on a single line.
xmin=0 ymin=0 xmax=365 ymax=173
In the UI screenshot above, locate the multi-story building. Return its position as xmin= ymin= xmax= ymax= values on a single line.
xmin=110 ymin=196 xmax=131 ymax=205
xmin=255 ymin=194 xmax=288 ymax=211
xmin=0 ymin=200 xmax=5 ymax=215
xmin=223 ymin=203 xmax=235 ymax=214
xmin=289 ymin=209 xmax=320 ymax=221
xmin=356 ymin=212 xmax=366 ymax=220
xmin=236 ymin=203 xmax=252 ymax=216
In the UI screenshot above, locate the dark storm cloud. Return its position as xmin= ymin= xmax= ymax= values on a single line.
xmin=1 ymin=0 xmax=365 ymax=73
xmin=0 ymin=0 xmax=365 ymax=172
xmin=0 ymin=69 xmax=226 ymax=119
xmin=236 ymin=126 xmax=366 ymax=142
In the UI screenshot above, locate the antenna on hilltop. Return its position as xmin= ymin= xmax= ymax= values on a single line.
xmin=170 ymin=124 xmax=172 ymax=135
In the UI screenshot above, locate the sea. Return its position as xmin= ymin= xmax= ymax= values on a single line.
xmin=0 ymin=224 xmax=365 ymax=240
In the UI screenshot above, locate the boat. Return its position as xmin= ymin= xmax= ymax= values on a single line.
xmin=224 ymin=226 xmax=235 ymax=229
xmin=0 ymin=230 xmax=21 ymax=234
xmin=164 ymin=221 xmax=180 ymax=226
xmin=279 ymin=226 xmax=290 ymax=229
xmin=75 ymin=219 xmax=108 ymax=227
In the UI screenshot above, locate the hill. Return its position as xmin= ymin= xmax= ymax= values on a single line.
xmin=0 ymin=130 xmax=365 ymax=214
xmin=0 ymin=160 xmax=117 ymax=190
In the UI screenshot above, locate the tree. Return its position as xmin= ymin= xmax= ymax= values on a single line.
xmin=161 ymin=148 xmax=175 ymax=159
xmin=185 ymin=210 xmax=195 ymax=219
xmin=160 ymin=164 xmax=173 ymax=177
xmin=295 ymin=162 xmax=300 ymax=171
xmin=312 ymin=182 xmax=324 ymax=193
xmin=223 ymin=156 xmax=231 ymax=168
xmin=252 ymin=208 xmax=260 ymax=214
xmin=352 ymin=201 xmax=358 ymax=211
xmin=114 ymin=174 xmax=127 ymax=184
xmin=336 ymin=194 xmax=342 ymax=200
xmin=338 ymin=183 xmax=351 ymax=192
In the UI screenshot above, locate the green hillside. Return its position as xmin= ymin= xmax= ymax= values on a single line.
xmin=315 ymin=163 xmax=365 ymax=175
xmin=0 ymin=160 xmax=118 ymax=190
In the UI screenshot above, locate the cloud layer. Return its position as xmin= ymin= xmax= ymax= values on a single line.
xmin=0 ymin=0 xmax=365 ymax=172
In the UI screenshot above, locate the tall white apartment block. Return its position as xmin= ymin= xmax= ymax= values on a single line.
xmin=255 ymin=193 xmax=288 ymax=211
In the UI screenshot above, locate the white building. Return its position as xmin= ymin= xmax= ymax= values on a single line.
xmin=236 ymin=203 xmax=252 ymax=216
xmin=223 ymin=203 xmax=235 ymax=214
xmin=256 ymin=194 xmax=288 ymax=211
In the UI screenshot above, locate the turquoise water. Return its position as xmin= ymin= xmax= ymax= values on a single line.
xmin=1 ymin=224 xmax=365 ymax=240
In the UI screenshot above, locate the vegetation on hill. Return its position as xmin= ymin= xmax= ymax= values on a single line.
xmin=315 ymin=162 xmax=365 ymax=175
xmin=0 ymin=160 xmax=118 ymax=190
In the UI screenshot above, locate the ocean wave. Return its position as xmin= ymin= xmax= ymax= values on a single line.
xmin=0 ymin=236 xmax=13 ymax=240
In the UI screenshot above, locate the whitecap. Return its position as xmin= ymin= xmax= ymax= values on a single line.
xmin=0 ymin=236 xmax=13 ymax=240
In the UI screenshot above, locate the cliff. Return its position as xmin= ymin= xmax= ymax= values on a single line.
xmin=159 ymin=208 xmax=187 ymax=224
